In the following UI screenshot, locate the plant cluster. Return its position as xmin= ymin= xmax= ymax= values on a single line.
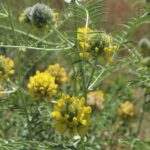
xmin=0 ymin=0 xmax=150 ymax=149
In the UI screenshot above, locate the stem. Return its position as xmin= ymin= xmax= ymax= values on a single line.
xmin=72 ymin=63 xmax=77 ymax=96
xmin=88 ymin=66 xmax=105 ymax=90
xmin=0 ymin=24 xmax=56 ymax=45
xmin=6 ymin=0 xmax=33 ymax=139
xmin=136 ymin=91 xmax=147 ymax=136
xmin=72 ymin=3 xmax=78 ymax=96
xmin=0 ymin=44 xmax=73 ymax=51
xmin=86 ymin=59 xmax=97 ymax=89
xmin=0 ymin=13 xmax=8 ymax=18
xmin=74 ymin=0 xmax=89 ymax=100
xmin=75 ymin=0 xmax=89 ymax=29
xmin=87 ymin=67 xmax=95 ymax=89
xmin=80 ymin=60 xmax=87 ymax=101
xmin=33 ymin=30 xmax=52 ymax=46
xmin=51 ymin=26 xmax=74 ymax=46
xmin=136 ymin=103 xmax=145 ymax=136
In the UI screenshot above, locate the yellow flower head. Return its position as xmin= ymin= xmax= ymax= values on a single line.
xmin=0 ymin=84 xmax=4 ymax=99
xmin=87 ymin=90 xmax=105 ymax=110
xmin=79 ymin=52 xmax=91 ymax=59
xmin=94 ymin=33 xmax=117 ymax=63
xmin=118 ymin=101 xmax=135 ymax=118
xmin=45 ymin=64 xmax=68 ymax=85
xmin=0 ymin=55 xmax=15 ymax=80
xmin=27 ymin=71 xmax=57 ymax=100
xmin=77 ymin=27 xmax=94 ymax=58
xmin=51 ymin=94 xmax=92 ymax=138
xmin=53 ymin=12 xmax=60 ymax=21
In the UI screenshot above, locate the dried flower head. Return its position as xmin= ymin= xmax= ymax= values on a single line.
xmin=30 ymin=3 xmax=54 ymax=28
xmin=51 ymin=94 xmax=92 ymax=138
xmin=27 ymin=71 xmax=57 ymax=100
xmin=87 ymin=90 xmax=105 ymax=110
xmin=0 ymin=55 xmax=15 ymax=80
xmin=118 ymin=101 xmax=135 ymax=118
xmin=19 ymin=3 xmax=58 ymax=29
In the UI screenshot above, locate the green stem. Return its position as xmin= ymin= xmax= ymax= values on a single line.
xmin=136 ymin=103 xmax=145 ymax=136
xmin=80 ymin=60 xmax=87 ymax=101
xmin=6 ymin=0 xmax=33 ymax=139
xmin=136 ymin=92 xmax=147 ymax=136
xmin=88 ymin=66 xmax=105 ymax=90
xmin=72 ymin=63 xmax=77 ymax=96
xmin=0 ymin=12 xmax=8 ymax=18
xmin=87 ymin=67 xmax=95 ymax=89
xmin=0 ymin=25 xmax=58 ymax=46
xmin=74 ymin=0 xmax=89 ymax=100
xmin=72 ymin=3 xmax=78 ymax=96
xmin=86 ymin=58 xmax=97 ymax=89
xmin=0 ymin=44 xmax=73 ymax=51
xmin=75 ymin=0 xmax=89 ymax=29
xmin=51 ymin=26 xmax=74 ymax=46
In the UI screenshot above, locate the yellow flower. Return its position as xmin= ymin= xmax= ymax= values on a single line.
xmin=79 ymin=42 xmax=90 ymax=50
xmin=45 ymin=64 xmax=68 ymax=85
xmin=118 ymin=101 xmax=135 ymax=118
xmin=0 ymin=84 xmax=4 ymax=99
xmin=27 ymin=71 xmax=57 ymax=100
xmin=51 ymin=94 xmax=92 ymax=138
xmin=53 ymin=12 xmax=60 ymax=21
xmin=51 ymin=111 xmax=62 ymax=119
xmin=77 ymin=27 xmax=94 ymax=58
xmin=87 ymin=90 xmax=105 ymax=110
xmin=77 ymin=27 xmax=93 ymax=44
xmin=0 ymin=55 xmax=15 ymax=80
xmin=94 ymin=33 xmax=117 ymax=63
xmin=79 ymin=52 xmax=91 ymax=59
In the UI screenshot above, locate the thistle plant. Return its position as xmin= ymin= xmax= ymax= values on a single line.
xmin=0 ymin=0 xmax=150 ymax=149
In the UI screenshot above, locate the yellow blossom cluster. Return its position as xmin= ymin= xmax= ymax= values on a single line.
xmin=94 ymin=33 xmax=117 ymax=64
xmin=77 ymin=27 xmax=94 ymax=59
xmin=45 ymin=64 xmax=68 ymax=85
xmin=27 ymin=71 xmax=57 ymax=100
xmin=87 ymin=90 xmax=105 ymax=110
xmin=118 ymin=101 xmax=135 ymax=118
xmin=0 ymin=55 xmax=15 ymax=80
xmin=77 ymin=27 xmax=117 ymax=62
xmin=51 ymin=94 xmax=92 ymax=138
